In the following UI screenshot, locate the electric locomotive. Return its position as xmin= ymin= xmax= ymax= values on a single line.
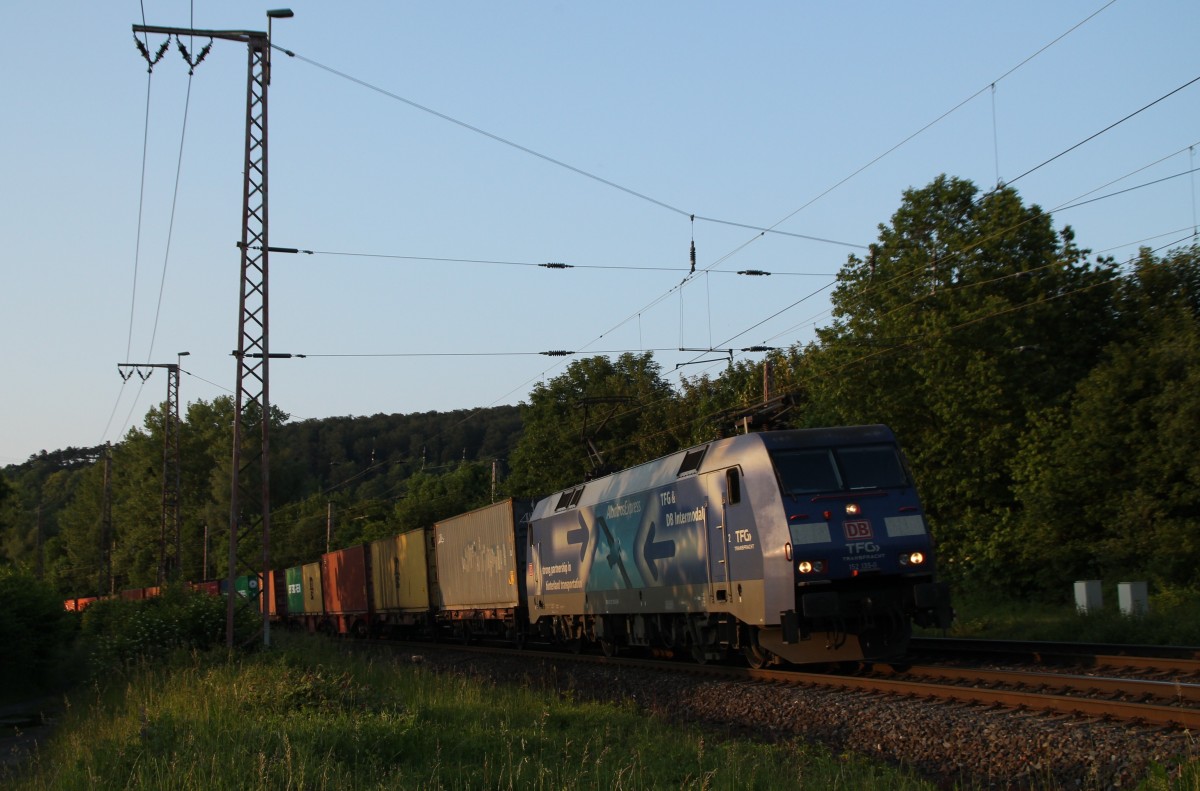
xmin=525 ymin=424 xmax=951 ymax=665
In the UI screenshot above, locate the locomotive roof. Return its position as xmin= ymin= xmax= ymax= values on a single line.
xmin=535 ymin=424 xmax=896 ymax=517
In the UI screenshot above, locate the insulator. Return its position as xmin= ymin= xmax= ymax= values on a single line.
xmin=134 ymin=35 xmax=171 ymax=72
xmin=540 ymin=262 xmax=571 ymax=269
xmin=541 ymin=350 xmax=574 ymax=356
xmin=737 ymin=270 xmax=770 ymax=276
xmin=689 ymin=241 xmax=696 ymax=273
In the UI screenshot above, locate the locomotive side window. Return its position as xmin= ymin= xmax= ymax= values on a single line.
xmin=677 ymin=446 xmax=708 ymax=476
xmin=726 ymin=468 xmax=741 ymax=504
xmin=554 ymin=485 xmax=587 ymax=511
xmin=835 ymin=445 xmax=909 ymax=489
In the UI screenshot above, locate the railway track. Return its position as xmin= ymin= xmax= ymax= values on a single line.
xmin=376 ymin=638 xmax=1200 ymax=729
xmin=909 ymin=636 xmax=1200 ymax=676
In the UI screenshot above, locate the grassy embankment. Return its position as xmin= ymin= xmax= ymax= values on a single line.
xmin=12 ymin=633 xmax=935 ymax=791
xmin=10 ymin=585 xmax=1200 ymax=790
xmin=927 ymin=585 xmax=1200 ymax=644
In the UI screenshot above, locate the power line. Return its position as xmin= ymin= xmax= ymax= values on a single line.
xmin=283 ymin=49 xmax=863 ymax=250
xmin=1007 ymin=74 xmax=1200 ymax=187
xmin=276 ymin=247 xmax=837 ymax=277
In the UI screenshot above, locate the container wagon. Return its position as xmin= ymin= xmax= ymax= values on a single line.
xmin=434 ymin=498 xmax=533 ymax=643
xmin=369 ymin=528 xmax=434 ymax=637
xmin=322 ymin=543 xmax=372 ymax=637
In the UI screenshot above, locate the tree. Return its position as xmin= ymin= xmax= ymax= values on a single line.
xmin=505 ymin=353 xmax=680 ymax=497
xmin=391 ymin=462 xmax=493 ymax=535
xmin=806 ymin=175 xmax=1119 ymax=584
xmin=1012 ymin=246 xmax=1200 ymax=592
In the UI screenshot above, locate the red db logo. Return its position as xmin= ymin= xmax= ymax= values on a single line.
xmin=843 ymin=520 xmax=873 ymax=540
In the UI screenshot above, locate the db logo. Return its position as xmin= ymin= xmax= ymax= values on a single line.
xmin=843 ymin=520 xmax=873 ymax=540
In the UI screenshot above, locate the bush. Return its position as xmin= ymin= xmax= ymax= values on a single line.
xmin=80 ymin=585 xmax=259 ymax=674
xmin=0 ymin=569 xmax=77 ymax=698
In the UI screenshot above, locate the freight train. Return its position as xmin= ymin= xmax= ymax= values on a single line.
xmin=72 ymin=425 xmax=953 ymax=667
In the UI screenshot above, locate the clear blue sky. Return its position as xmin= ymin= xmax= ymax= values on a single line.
xmin=1 ymin=1 xmax=1197 ymax=466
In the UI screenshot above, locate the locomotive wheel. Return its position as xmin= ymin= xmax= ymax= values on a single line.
xmin=743 ymin=642 xmax=772 ymax=669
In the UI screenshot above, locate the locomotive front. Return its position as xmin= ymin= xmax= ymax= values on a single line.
xmin=751 ymin=426 xmax=953 ymax=664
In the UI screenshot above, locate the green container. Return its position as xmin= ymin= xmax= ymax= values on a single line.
xmin=286 ymin=566 xmax=304 ymax=614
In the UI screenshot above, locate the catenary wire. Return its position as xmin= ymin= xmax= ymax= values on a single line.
xmin=280 ymin=47 xmax=862 ymax=250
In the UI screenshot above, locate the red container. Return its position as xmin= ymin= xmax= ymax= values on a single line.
xmin=191 ymin=580 xmax=220 ymax=597
xmin=321 ymin=544 xmax=372 ymax=636
xmin=120 ymin=587 xmax=146 ymax=601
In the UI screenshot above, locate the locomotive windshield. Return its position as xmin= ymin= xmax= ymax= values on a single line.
xmin=771 ymin=444 xmax=909 ymax=495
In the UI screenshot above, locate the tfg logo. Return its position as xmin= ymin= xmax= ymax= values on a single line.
xmin=843 ymin=520 xmax=873 ymax=540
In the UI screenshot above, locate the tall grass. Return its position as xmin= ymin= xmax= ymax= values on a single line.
xmin=14 ymin=635 xmax=934 ymax=790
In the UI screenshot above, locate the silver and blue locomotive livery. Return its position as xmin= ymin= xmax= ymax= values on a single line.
xmin=525 ymin=424 xmax=952 ymax=665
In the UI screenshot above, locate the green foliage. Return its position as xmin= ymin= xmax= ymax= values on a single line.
xmin=15 ymin=634 xmax=935 ymax=791
xmin=79 ymin=586 xmax=255 ymax=673
xmin=3 ymin=402 xmax=521 ymax=596
xmin=1009 ymin=246 xmax=1200 ymax=594
xmin=506 ymin=352 xmax=681 ymax=497
xmin=390 ymin=462 xmax=492 ymax=535
xmin=0 ymin=569 xmax=77 ymax=697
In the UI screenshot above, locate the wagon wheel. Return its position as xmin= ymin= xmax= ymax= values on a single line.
xmin=599 ymin=637 xmax=618 ymax=658
xmin=460 ymin=622 xmax=472 ymax=646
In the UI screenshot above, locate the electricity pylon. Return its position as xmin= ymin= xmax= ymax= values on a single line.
xmin=133 ymin=9 xmax=292 ymax=647
xmin=118 ymin=353 xmax=187 ymax=584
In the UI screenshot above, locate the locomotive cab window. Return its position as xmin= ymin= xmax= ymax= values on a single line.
xmin=771 ymin=444 xmax=908 ymax=495
xmin=836 ymin=445 xmax=909 ymax=490
xmin=771 ymin=448 xmax=840 ymax=495
xmin=726 ymin=468 xmax=741 ymax=504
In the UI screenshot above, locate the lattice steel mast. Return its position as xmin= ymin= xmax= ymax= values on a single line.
xmin=133 ymin=9 xmax=292 ymax=648
xmin=118 ymin=353 xmax=188 ymax=584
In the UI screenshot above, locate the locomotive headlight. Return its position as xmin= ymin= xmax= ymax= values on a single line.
xmin=798 ymin=561 xmax=813 ymax=574
xmin=845 ymin=503 xmax=861 ymax=516
xmin=900 ymin=552 xmax=926 ymax=566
